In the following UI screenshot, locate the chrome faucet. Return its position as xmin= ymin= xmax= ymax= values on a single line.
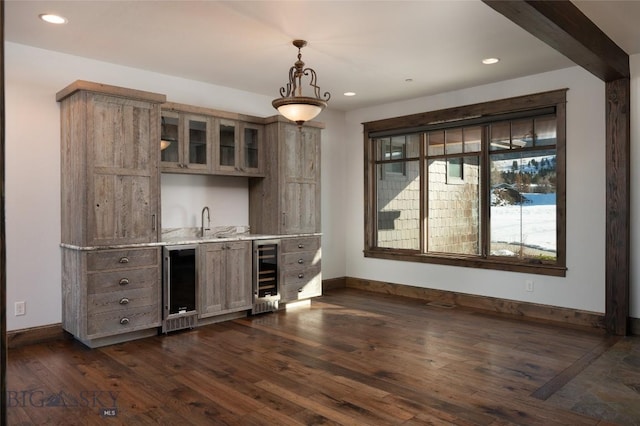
xmin=201 ymin=206 xmax=210 ymax=237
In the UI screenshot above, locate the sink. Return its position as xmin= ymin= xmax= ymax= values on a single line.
xmin=162 ymin=226 xmax=250 ymax=242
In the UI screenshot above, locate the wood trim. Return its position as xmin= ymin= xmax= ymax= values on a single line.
xmin=631 ymin=317 xmax=640 ymax=336
xmin=6 ymin=324 xmax=70 ymax=349
xmin=531 ymin=334 xmax=621 ymax=400
xmin=482 ymin=1 xmax=629 ymax=81
xmin=1 ymin=1 xmax=7 ymax=422
xmin=363 ymin=89 xmax=567 ymax=134
xmin=322 ymin=277 xmax=347 ymax=291
xmin=345 ymin=277 xmax=605 ymax=330
xmin=162 ymin=101 xmax=265 ymax=125
xmin=364 ymin=250 xmax=567 ymax=277
xmin=56 ymin=80 xmax=166 ymax=103
xmin=605 ymin=79 xmax=631 ymax=335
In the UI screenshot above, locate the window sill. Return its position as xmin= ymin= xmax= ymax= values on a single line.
xmin=363 ymin=249 xmax=567 ymax=277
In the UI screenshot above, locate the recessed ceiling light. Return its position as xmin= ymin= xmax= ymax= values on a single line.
xmin=39 ymin=14 xmax=68 ymax=24
xmin=343 ymin=92 xmax=356 ymax=97
xmin=482 ymin=57 xmax=500 ymax=65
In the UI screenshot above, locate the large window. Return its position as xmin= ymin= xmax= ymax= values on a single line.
xmin=364 ymin=90 xmax=566 ymax=276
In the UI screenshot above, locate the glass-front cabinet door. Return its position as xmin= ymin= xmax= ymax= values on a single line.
xmin=213 ymin=119 xmax=263 ymax=176
xmin=185 ymin=114 xmax=209 ymax=171
xmin=160 ymin=110 xmax=211 ymax=173
xmin=216 ymin=118 xmax=238 ymax=173
xmin=241 ymin=123 xmax=263 ymax=175
xmin=160 ymin=111 xmax=180 ymax=167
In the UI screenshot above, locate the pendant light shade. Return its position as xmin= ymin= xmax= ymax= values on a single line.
xmin=272 ymin=40 xmax=330 ymax=126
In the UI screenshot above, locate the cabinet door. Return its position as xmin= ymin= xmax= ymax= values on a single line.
xmin=198 ymin=243 xmax=225 ymax=317
xmin=281 ymin=125 xmax=320 ymax=233
xmin=88 ymin=94 xmax=159 ymax=245
xmin=161 ymin=111 xmax=211 ymax=173
xmin=184 ymin=114 xmax=210 ymax=172
xmin=160 ymin=111 xmax=181 ymax=169
xmin=215 ymin=119 xmax=239 ymax=174
xmin=239 ymin=123 xmax=264 ymax=175
xmin=224 ymin=241 xmax=253 ymax=310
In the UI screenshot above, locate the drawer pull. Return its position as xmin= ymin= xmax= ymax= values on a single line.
xmin=119 ymin=257 xmax=129 ymax=264
xmin=120 ymin=317 xmax=130 ymax=325
xmin=119 ymin=278 xmax=130 ymax=286
xmin=119 ymin=298 xmax=130 ymax=305
xmin=298 ymin=288 xmax=303 ymax=293
xmin=298 ymin=273 xmax=304 ymax=279
xmin=298 ymin=244 xmax=304 ymax=249
xmin=297 ymin=259 xmax=304 ymax=264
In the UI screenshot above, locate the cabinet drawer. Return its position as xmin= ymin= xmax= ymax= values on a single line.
xmin=88 ymin=287 xmax=159 ymax=315
xmin=282 ymin=275 xmax=322 ymax=301
xmin=282 ymin=265 xmax=321 ymax=287
xmin=281 ymin=237 xmax=320 ymax=253
xmin=87 ymin=248 xmax=159 ymax=271
xmin=87 ymin=266 xmax=159 ymax=294
xmin=87 ymin=305 xmax=160 ymax=338
xmin=282 ymin=251 xmax=321 ymax=269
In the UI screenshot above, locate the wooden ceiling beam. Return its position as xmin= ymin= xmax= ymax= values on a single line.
xmin=482 ymin=0 xmax=629 ymax=82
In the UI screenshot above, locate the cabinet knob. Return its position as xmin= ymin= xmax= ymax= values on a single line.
xmin=298 ymin=273 xmax=304 ymax=279
xmin=119 ymin=257 xmax=129 ymax=264
xmin=298 ymin=244 xmax=304 ymax=249
xmin=298 ymin=288 xmax=303 ymax=293
xmin=297 ymin=259 xmax=304 ymax=264
xmin=120 ymin=317 xmax=130 ymax=325
xmin=119 ymin=278 xmax=130 ymax=286
xmin=119 ymin=298 xmax=130 ymax=305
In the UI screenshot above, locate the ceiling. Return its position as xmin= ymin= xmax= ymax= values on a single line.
xmin=5 ymin=1 xmax=640 ymax=112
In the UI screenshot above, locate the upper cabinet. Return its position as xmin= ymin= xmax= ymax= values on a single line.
xmin=57 ymin=81 xmax=166 ymax=246
xmin=249 ymin=118 xmax=323 ymax=234
xmin=213 ymin=119 xmax=264 ymax=176
xmin=161 ymin=102 xmax=264 ymax=177
xmin=160 ymin=110 xmax=211 ymax=173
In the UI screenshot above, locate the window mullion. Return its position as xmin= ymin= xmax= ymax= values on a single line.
xmin=481 ymin=125 xmax=490 ymax=258
xmin=420 ymin=132 xmax=427 ymax=254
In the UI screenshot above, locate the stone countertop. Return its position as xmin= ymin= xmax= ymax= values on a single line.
xmin=60 ymin=227 xmax=321 ymax=251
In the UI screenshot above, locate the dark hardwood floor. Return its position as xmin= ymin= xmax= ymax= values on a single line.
xmin=6 ymin=288 xmax=628 ymax=425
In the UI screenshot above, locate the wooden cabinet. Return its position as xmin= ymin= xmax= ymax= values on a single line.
xmin=161 ymin=102 xmax=264 ymax=177
xmin=280 ymin=236 xmax=322 ymax=302
xmin=58 ymin=81 xmax=165 ymax=347
xmin=160 ymin=110 xmax=211 ymax=173
xmin=213 ymin=119 xmax=264 ymax=176
xmin=198 ymin=240 xmax=253 ymax=318
xmin=57 ymin=81 xmax=164 ymax=246
xmin=249 ymin=119 xmax=322 ymax=234
xmin=62 ymin=247 xmax=162 ymax=348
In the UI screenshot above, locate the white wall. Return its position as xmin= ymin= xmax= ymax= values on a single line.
xmin=161 ymin=174 xmax=249 ymax=229
xmin=344 ymin=66 xmax=608 ymax=313
xmin=4 ymin=42 xmax=343 ymax=330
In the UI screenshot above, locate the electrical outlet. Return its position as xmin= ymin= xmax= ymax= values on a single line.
xmin=15 ymin=301 xmax=26 ymax=316
xmin=525 ymin=280 xmax=534 ymax=292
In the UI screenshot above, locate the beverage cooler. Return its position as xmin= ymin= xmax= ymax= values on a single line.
xmin=162 ymin=245 xmax=198 ymax=332
xmin=252 ymin=239 xmax=281 ymax=314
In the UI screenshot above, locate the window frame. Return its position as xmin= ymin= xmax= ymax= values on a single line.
xmin=363 ymin=89 xmax=567 ymax=277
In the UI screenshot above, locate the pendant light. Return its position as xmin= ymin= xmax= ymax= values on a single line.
xmin=272 ymin=40 xmax=331 ymax=126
